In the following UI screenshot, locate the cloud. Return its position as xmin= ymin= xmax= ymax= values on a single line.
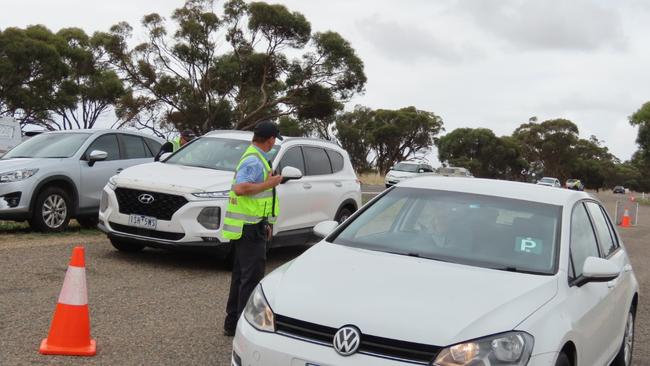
xmin=458 ymin=0 xmax=627 ymax=52
xmin=355 ymin=17 xmax=481 ymax=64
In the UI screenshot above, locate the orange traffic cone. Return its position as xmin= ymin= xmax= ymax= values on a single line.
xmin=39 ymin=246 xmax=96 ymax=356
xmin=620 ymin=209 xmax=632 ymax=228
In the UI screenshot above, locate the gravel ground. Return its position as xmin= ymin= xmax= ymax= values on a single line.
xmin=0 ymin=191 xmax=647 ymax=366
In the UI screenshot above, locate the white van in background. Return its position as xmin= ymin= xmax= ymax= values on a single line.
xmin=0 ymin=118 xmax=22 ymax=156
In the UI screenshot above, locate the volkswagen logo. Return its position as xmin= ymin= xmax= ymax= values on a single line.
xmin=138 ymin=193 xmax=155 ymax=204
xmin=333 ymin=325 xmax=361 ymax=356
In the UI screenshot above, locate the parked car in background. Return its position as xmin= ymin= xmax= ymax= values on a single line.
xmin=0 ymin=130 xmax=163 ymax=232
xmin=613 ymin=186 xmax=626 ymax=194
xmin=536 ymin=177 xmax=561 ymax=187
xmin=437 ymin=166 xmax=473 ymax=177
xmin=384 ymin=160 xmax=436 ymax=187
xmin=565 ymin=178 xmax=584 ymax=191
xmin=0 ymin=118 xmax=22 ymax=157
xmin=234 ymin=177 xmax=638 ymax=366
xmin=98 ymin=131 xmax=361 ymax=258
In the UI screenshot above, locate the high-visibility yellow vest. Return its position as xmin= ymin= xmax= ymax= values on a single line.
xmin=222 ymin=145 xmax=279 ymax=240
xmin=171 ymin=136 xmax=182 ymax=152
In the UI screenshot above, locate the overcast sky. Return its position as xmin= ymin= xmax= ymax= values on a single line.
xmin=2 ymin=0 xmax=649 ymax=162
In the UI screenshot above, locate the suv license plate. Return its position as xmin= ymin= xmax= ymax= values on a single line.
xmin=128 ymin=214 xmax=157 ymax=230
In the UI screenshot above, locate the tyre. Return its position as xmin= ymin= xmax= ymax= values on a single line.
xmin=612 ymin=308 xmax=635 ymax=366
xmin=76 ymin=216 xmax=99 ymax=229
xmin=555 ymin=352 xmax=571 ymax=366
xmin=110 ymin=238 xmax=145 ymax=252
xmin=29 ymin=187 xmax=72 ymax=233
xmin=385 ymin=184 xmax=391 ymax=188
xmin=335 ymin=206 xmax=354 ymax=224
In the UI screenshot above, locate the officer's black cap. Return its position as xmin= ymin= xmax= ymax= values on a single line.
xmin=253 ymin=121 xmax=283 ymax=141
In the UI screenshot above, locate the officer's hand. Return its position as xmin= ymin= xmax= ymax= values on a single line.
xmin=266 ymin=173 xmax=283 ymax=188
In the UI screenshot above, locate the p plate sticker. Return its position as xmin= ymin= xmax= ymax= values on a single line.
xmin=515 ymin=237 xmax=543 ymax=255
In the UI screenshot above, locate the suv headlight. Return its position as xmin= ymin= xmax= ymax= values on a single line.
xmin=433 ymin=332 xmax=534 ymax=366
xmin=0 ymin=169 xmax=38 ymax=183
xmin=107 ymin=175 xmax=117 ymax=190
xmin=192 ymin=190 xmax=229 ymax=199
xmin=243 ymin=284 xmax=275 ymax=332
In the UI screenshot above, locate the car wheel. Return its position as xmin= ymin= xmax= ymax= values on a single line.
xmin=76 ymin=216 xmax=99 ymax=229
xmin=555 ymin=352 xmax=571 ymax=366
xmin=385 ymin=184 xmax=391 ymax=188
xmin=612 ymin=308 xmax=635 ymax=366
xmin=335 ymin=206 xmax=354 ymax=224
xmin=29 ymin=187 xmax=71 ymax=233
xmin=109 ymin=238 xmax=145 ymax=252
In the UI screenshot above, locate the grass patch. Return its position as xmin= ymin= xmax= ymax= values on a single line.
xmin=0 ymin=220 xmax=101 ymax=237
xmin=358 ymin=173 xmax=385 ymax=186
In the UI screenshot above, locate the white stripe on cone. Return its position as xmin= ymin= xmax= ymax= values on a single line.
xmin=57 ymin=266 xmax=88 ymax=306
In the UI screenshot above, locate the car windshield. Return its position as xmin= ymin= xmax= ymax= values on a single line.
xmin=393 ymin=163 xmax=419 ymax=172
xmin=332 ymin=187 xmax=562 ymax=274
xmin=164 ymin=137 xmax=279 ymax=171
xmin=539 ymin=178 xmax=555 ymax=183
xmin=2 ymin=133 xmax=89 ymax=159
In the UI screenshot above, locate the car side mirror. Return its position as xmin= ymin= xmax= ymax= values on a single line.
xmin=159 ymin=152 xmax=172 ymax=162
xmin=88 ymin=150 xmax=108 ymax=167
xmin=281 ymin=166 xmax=302 ymax=184
xmin=314 ymin=220 xmax=339 ymax=239
xmin=576 ymin=257 xmax=620 ymax=287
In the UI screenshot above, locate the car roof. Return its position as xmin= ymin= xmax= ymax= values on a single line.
xmin=40 ymin=129 xmax=163 ymax=140
xmin=203 ymin=130 xmax=342 ymax=149
xmin=399 ymin=176 xmax=591 ymax=207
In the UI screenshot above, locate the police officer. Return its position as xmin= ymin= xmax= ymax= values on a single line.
xmin=222 ymin=121 xmax=282 ymax=336
xmin=154 ymin=129 xmax=196 ymax=161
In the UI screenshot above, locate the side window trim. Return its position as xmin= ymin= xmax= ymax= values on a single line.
xmin=568 ymin=200 xmax=601 ymax=286
xmin=82 ymin=133 xmax=120 ymax=161
xmin=278 ymin=145 xmax=306 ymax=174
xmin=583 ymin=200 xmax=619 ymax=259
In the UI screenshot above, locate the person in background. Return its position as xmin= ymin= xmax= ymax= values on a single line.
xmin=222 ymin=121 xmax=283 ymax=337
xmin=155 ymin=129 xmax=196 ymax=161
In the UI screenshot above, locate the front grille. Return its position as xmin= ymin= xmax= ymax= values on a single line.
xmin=275 ymin=315 xmax=442 ymax=364
xmin=110 ymin=222 xmax=185 ymax=241
xmin=115 ymin=188 xmax=187 ymax=220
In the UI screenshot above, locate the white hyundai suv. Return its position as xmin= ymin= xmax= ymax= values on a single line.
xmin=233 ymin=177 xmax=638 ymax=366
xmin=98 ymin=130 xmax=361 ymax=256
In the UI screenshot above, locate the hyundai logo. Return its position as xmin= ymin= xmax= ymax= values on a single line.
xmin=138 ymin=193 xmax=155 ymax=204
xmin=333 ymin=326 xmax=361 ymax=356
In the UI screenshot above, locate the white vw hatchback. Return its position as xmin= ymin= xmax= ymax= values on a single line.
xmin=233 ymin=177 xmax=638 ymax=366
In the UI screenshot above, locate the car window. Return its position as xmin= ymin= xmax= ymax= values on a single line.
xmin=279 ymin=146 xmax=305 ymax=175
xmin=326 ymin=149 xmax=344 ymax=173
xmin=303 ymin=146 xmax=332 ymax=175
xmin=121 ymin=135 xmax=148 ymax=159
xmin=3 ymin=133 xmax=90 ymax=159
xmin=144 ymin=138 xmax=162 ymax=157
xmin=570 ymin=203 xmax=600 ymax=278
xmin=333 ymin=187 xmax=562 ymax=274
xmin=86 ymin=134 xmax=120 ymax=161
xmin=585 ymin=202 xmax=618 ymax=257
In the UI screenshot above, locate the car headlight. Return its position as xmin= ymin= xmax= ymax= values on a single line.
xmin=433 ymin=332 xmax=534 ymax=366
xmin=192 ymin=190 xmax=229 ymax=199
xmin=243 ymin=284 xmax=275 ymax=332
xmin=107 ymin=175 xmax=117 ymax=190
xmin=0 ymin=169 xmax=38 ymax=183
xmin=197 ymin=207 xmax=221 ymax=230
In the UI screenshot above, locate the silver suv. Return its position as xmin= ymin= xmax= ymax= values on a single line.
xmin=0 ymin=130 xmax=163 ymax=232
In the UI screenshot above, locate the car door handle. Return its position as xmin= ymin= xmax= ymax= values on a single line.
xmin=334 ymin=182 xmax=342 ymax=187
xmin=303 ymin=183 xmax=312 ymax=189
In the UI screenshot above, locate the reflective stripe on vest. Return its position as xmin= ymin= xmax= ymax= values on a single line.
xmin=222 ymin=145 xmax=280 ymax=240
